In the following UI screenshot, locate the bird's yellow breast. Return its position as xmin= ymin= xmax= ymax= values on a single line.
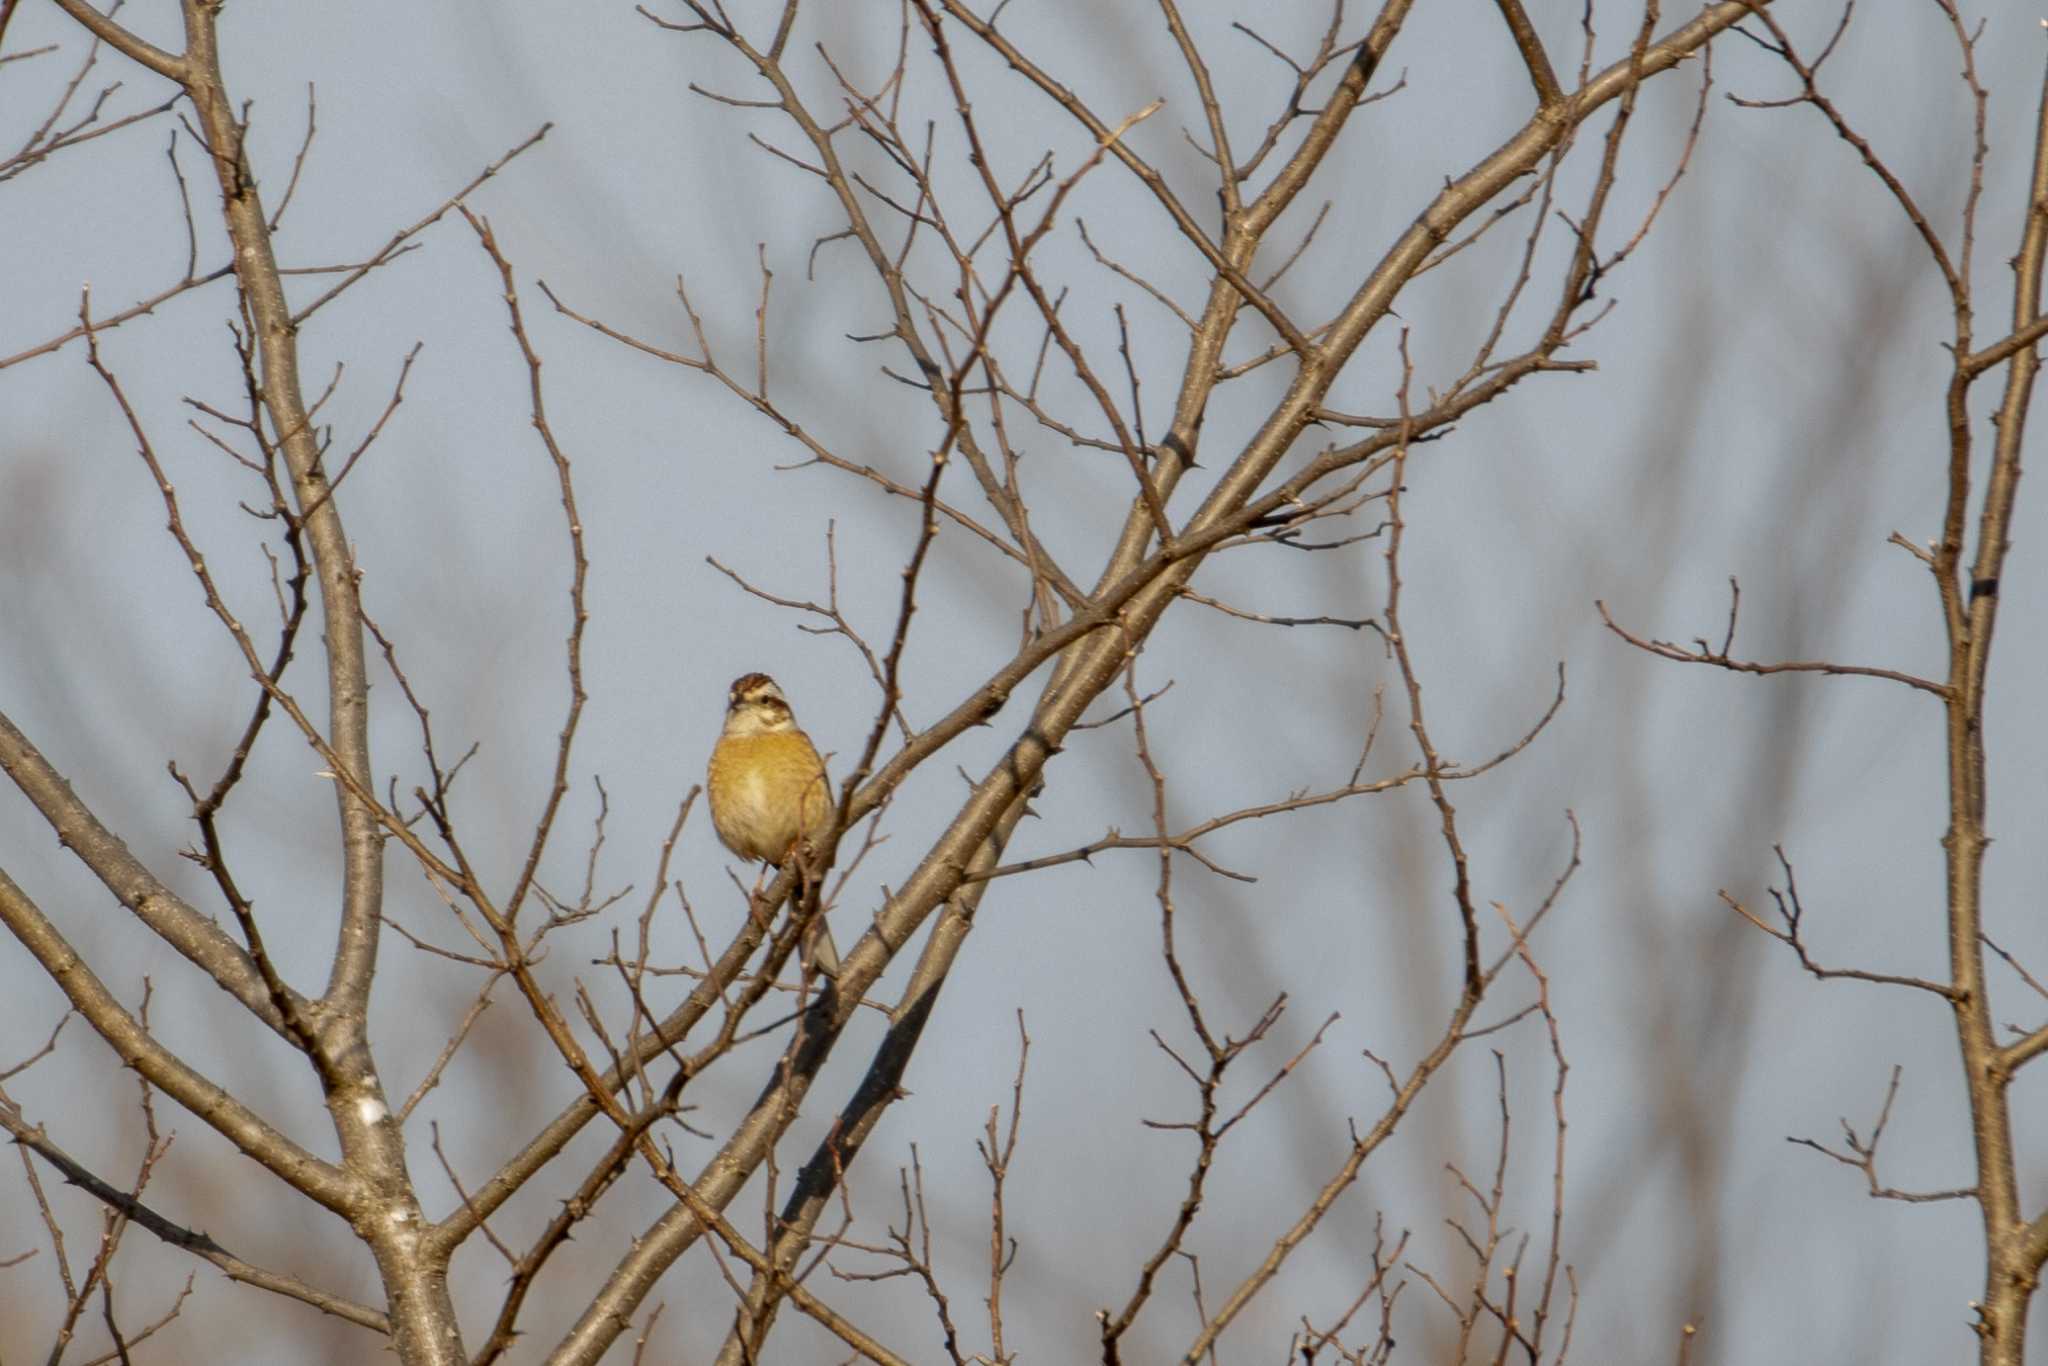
xmin=707 ymin=730 xmax=830 ymax=865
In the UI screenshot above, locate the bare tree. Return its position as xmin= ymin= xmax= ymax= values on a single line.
xmin=1600 ymin=6 xmax=2048 ymax=1364
xmin=1 ymin=1 xmax=2043 ymax=1363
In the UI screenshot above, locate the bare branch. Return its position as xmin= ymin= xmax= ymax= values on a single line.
xmin=1596 ymin=594 xmax=1949 ymax=698
xmin=1718 ymin=848 xmax=1957 ymax=1000
xmin=46 ymin=0 xmax=183 ymax=80
xmin=0 ymin=1100 xmax=388 ymax=1333
xmin=1786 ymin=1066 xmax=1976 ymax=1204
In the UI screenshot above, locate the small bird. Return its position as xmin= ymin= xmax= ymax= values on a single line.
xmin=707 ymin=672 xmax=839 ymax=976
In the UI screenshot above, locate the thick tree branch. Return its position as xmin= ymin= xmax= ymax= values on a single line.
xmin=47 ymin=0 xmax=183 ymax=80
xmin=0 ymin=1102 xmax=389 ymax=1334
xmin=0 ymin=710 xmax=298 ymax=1035
xmin=0 ymin=868 xmax=357 ymax=1212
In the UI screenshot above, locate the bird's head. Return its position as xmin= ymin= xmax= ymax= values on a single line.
xmin=724 ymin=672 xmax=797 ymax=736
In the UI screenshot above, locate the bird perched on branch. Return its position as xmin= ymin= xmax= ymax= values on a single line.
xmin=707 ymin=672 xmax=839 ymax=976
